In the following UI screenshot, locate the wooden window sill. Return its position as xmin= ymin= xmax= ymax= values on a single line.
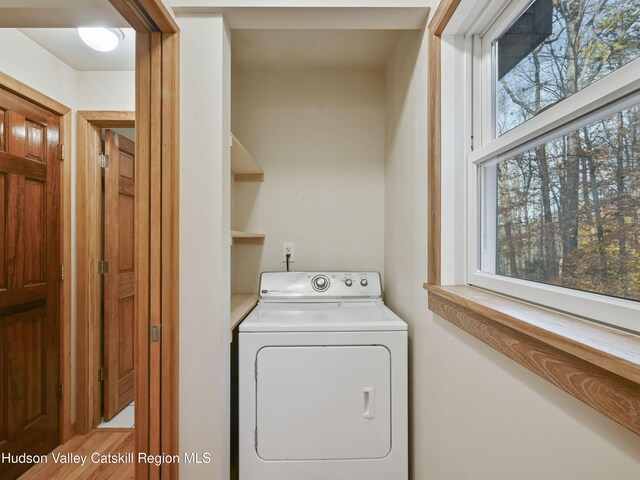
xmin=424 ymin=284 xmax=640 ymax=436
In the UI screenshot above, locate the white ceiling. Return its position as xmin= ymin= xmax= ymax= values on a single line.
xmin=19 ymin=28 xmax=135 ymax=71
xmin=0 ymin=0 xmax=128 ymax=28
xmin=172 ymin=5 xmax=429 ymax=30
xmin=231 ymin=29 xmax=400 ymax=68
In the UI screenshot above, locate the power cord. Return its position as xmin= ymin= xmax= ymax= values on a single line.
xmin=286 ymin=253 xmax=291 ymax=272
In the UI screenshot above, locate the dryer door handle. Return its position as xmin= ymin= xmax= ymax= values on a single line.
xmin=362 ymin=386 xmax=376 ymax=419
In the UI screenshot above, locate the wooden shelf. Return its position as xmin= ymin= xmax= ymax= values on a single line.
xmin=231 ymin=133 xmax=263 ymax=182
xmin=231 ymin=293 xmax=258 ymax=331
xmin=231 ymin=230 xmax=265 ymax=245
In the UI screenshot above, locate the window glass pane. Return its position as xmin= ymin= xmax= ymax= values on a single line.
xmin=493 ymin=102 xmax=640 ymax=302
xmin=496 ymin=0 xmax=640 ymax=136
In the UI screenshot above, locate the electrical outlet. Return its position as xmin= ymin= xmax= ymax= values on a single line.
xmin=282 ymin=242 xmax=295 ymax=263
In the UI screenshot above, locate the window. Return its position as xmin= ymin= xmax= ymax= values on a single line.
xmin=492 ymin=98 xmax=640 ymax=302
xmin=469 ymin=0 xmax=640 ymax=332
xmin=496 ymin=0 xmax=640 ymax=135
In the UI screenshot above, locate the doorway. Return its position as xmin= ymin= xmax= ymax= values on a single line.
xmin=76 ymin=112 xmax=136 ymax=433
xmin=0 ymin=82 xmax=63 ymax=480
xmin=0 ymin=1 xmax=179 ymax=478
xmin=99 ymin=127 xmax=136 ymax=428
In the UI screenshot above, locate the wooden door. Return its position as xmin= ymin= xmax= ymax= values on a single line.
xmin=0 ymin=87 xmax=61 ymax=478
xmin=103 ymin=130 xmax=135 ymax=421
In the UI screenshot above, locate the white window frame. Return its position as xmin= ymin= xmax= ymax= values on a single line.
xmin=448 ymin=0 xmax=640 ymax=333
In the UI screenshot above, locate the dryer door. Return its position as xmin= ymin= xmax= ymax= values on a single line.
xmin=255 ymin=345 xmax=391 ymax=460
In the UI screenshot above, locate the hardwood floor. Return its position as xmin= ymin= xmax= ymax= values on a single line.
xmin=18 ymin=429 xmax=134 ymax=480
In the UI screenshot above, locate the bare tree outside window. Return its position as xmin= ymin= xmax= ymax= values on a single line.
xmin=493 ymin=0 xmax=640 ymax=302
xmin=498 ymin=0 xmax=640 ymax=135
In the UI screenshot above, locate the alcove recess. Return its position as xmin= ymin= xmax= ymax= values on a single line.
xmin=230 ymin=133 xmax=264 ymax=330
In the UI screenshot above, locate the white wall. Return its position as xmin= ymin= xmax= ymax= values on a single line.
xmin=383 ymin=28 xmax=430 ymax=480
xmin=76 ymin=71 xmax=135 ymax=110
xmin=231 ymin=67 xmax=386 ymax=293
xmin=420 ymin=315 xmax=640 ymax=480
xmin=0 ymin=29 xmax=77 ymax=107
xmin=178 ymin=14 xmax=231 ymax=480
xmin=0 ymin=30 xmax=135 ymax=110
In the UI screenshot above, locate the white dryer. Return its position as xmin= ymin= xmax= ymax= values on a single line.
xmin=239 ymin=272 xmax=407 ymax=480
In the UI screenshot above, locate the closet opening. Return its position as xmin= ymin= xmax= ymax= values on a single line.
xmin=227 ymin=26 xmax=428 ymax=478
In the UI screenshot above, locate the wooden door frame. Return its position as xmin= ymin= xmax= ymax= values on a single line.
xmin=1 ymin=1 xmax=179 ymax=477
xmin=106 ymin=2 xmax=180 ymax=480
xmin=76 ymin=110 xmax=135 ymax=435
xmin=0 ymin=71 xmax=73 ymax=445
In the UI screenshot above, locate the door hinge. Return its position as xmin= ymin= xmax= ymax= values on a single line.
xmin=150 ymin=325 xmax=162 ymax=342
xmin=99 ymin=153 xmax=109 ymax=168
xmin=59 ymin=144 xmax=65 ymax=160
xmin=99 ymin=260 xmax=109 ymax=275
xmin=254 ymin=429 xmax=258 ymax=449
xmin=60 ymin=264 xmax=64 ymax=280
xmin=254 ymin=359 xmax=258 ymax=380
xmin=57 ymin=384 xmax=64 ymax=401
xmin=99 ymin=366 xmax=107 ymax=382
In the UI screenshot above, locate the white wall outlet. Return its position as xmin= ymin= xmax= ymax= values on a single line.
xmin=282 ymin=242 xmax=295 ymax=263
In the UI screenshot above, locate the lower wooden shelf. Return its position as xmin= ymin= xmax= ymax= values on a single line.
xmin=231 ymin=293 xmax=258 ymax=331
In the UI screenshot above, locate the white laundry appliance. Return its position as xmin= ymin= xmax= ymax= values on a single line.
xmin=239 ymin=271 xmax=407 ymax=480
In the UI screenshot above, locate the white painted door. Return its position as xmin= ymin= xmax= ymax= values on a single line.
xmin=256 ymin=345 xmax=391 ymax=461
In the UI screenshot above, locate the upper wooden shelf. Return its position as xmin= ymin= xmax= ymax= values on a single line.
xmin=231 ymin=230 xmax=265 ymax=245
xmin=231 ymin=293 xmax=258 ymax=331
xmin=231 ymin=133 xmax=263 ymax=182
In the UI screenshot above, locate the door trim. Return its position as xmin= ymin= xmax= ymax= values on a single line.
xmin=75 ymin=111 xmax=135 ymax=435
xmin=0 ymin=71 xmax=73 ymax=445
xmin=106 ymin=2 xmax=180 ymax=479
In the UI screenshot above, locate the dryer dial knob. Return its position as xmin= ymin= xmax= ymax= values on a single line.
xmin=312 ymin=275 xmax=330 ymax=292
xmin=360 ymin=278 xmax=368 ymax=287
xmin=345 ymin=279 xmax=353 ymax=287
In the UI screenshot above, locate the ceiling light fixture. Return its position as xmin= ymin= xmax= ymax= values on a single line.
xmin=77 ymin=27 xmax=124 ymax=52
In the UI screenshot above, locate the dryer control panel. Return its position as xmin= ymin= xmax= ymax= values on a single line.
xmin=259 ymin=272 xmax=382 ymax=302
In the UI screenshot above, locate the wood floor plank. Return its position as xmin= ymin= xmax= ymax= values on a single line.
xmin=18 ymin=429 xmax=134 ymax=480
